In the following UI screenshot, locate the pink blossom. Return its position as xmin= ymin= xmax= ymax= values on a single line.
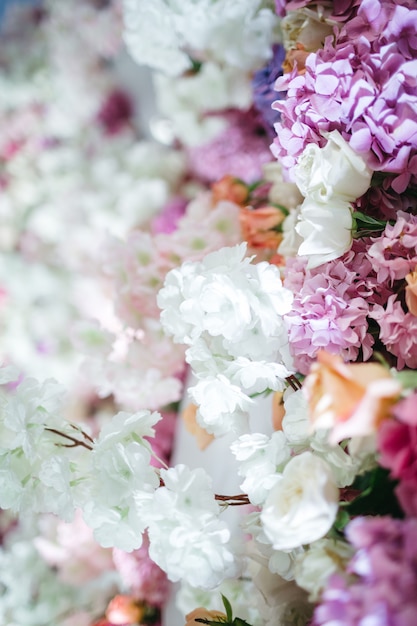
xmin=284 ymin=252 xmax=373 ymax=373
xmin=150 ymin=196 xmax=187 ymax=235
xmin=371 ymin=296 xmax=417 ymax=369
xmin=367 ymin=212 xmax=417 ymax=284
xmin=188 ymin=109 xmax=273 ymax=184
xmin=112 ymin=535 xmax=170 ymax=607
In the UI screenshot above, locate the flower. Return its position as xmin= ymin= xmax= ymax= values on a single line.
xmin=294 ymin=131 xmax=373 ymax=204
xmin=314 ymin=516 xmax=417 ymax=626
xmin=239 ymin=205 xmax=285 ymax=250
xmin=147 ymin=465 xmax=239 ymax=589
xmin=185 ymin=608 xmax=226 ymax=626
xmin=260 ymin=451 xmax=339 ymax=551
xmin=405 ymin=267 xmax=417 ymax=316
xmin=303 ymin=351 xmax=401 ymax=444
xmin=123 ymin=0 xmax=280 ymax=76
xmin=106 ymin=595 xmax=146 ymax=625
xmin=231 ymin=431 xmax=290 ymax=505
xmin=295 ymin=196 xmax=354 ymax=268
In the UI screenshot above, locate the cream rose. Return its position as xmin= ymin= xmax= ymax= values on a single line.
xmin=296 ymin=195 xmax=353 ymax=268
xmin=294 ymin=130 xmax=373 ymax=203
xmin=260 ymin=451 xmax=338 ymax=551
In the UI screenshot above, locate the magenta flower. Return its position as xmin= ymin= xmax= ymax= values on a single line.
xmin=378 ymin=393 xmax=417 ymax=516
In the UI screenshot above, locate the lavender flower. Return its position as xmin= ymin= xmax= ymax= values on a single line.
xmin=252 ymin=44 xmax=286 ymax=137
xmin=314 ymin=516 xmax=417 ymax=626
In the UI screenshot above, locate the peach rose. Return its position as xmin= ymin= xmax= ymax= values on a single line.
xmin=185 ymin=608 xmax=226 ymax=626
xmin=212 ymin=175 xmax=249 ymax=206
xmin=405 ymin=268 xmax=417 ymax=316
xmin=240 ymin=205 xmax=285 ymax=249
xmin=182 ymin=402 xmax=214 ymax=450
xmin=303 ymin=351 xmax=402 ymax=444
xmin=106 ymin=595 xmax=145 ymax=625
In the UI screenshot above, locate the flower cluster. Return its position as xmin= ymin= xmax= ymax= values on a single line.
xmin=158 ymin=243 xmax=293 ymax=435
xmin=1 ymin=1 xmax=417 ymax=626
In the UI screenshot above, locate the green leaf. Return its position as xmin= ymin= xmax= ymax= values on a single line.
xmin=393 ymin=369 xmax=417 ymax=390
xmin=233 ymin=618 xmax=254 ymax=626
xmin=352 ymin=211 xmax=388 ymax=227
xmin=222 ymin=595 xmax=233 ymax=623
xmin=344 ymin=466 xmax=404 ymax=518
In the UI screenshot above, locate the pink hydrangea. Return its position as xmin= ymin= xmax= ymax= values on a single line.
xmin=367 ymin=211 xmax=417 ymax=284
xmin=284 ymin=253 xmax=373 ymax=374
xmin=272 ymin=0 xmax=417 ymax=183
xmin=187 ymin=109 xmax=273 ymax=184
xmin=371 ymin=295 xmax=417 ymax=369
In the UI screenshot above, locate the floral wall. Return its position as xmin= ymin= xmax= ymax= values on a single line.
xmin=0 ymin=1 xmax=417 ymax=625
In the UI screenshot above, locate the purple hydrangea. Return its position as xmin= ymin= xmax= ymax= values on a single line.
xmin=252 ymin=44 xmax=286 ymax=137
xmin=272 ymin=0 xmax=417 ymax=187
xmin=314 ymin=516 xmax=417 ymax=626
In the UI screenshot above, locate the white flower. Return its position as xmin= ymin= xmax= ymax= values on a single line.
xmin=294 ymin=538 xmax=353 ymax=601
xmin=281 ymin=389 xmax=311 ymax=447
xmin=154 ymin=62 xmax=252 ymax=146
xmin=189 ymin=375 xmax=252 ymax=436
xmin=0 ymin=364 xmax=20 ymax=385
xmin=260 ymin=451 xmax=339 ymax=551
xmin=123 ymin=0 xmax=279 ymax=76
xmin=294 ymin=130 xmax=373 ymax=203
xmin=83 ymin=437 xmax=159 ymax=551
xmin=277 ymin=204 xmax=304 ymax=259
xmin=296 ymin=195 xmax=354 ymax=269
xmin=147 ymin=465 xmax=239 ymax=589
xmin=96 ymin=409 xmax=162 ymax=449
xmin=231 ymin=432 xmax=290 ymax=505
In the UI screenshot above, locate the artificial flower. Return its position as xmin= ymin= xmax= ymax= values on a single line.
xmin=303 ymin=351 xmax=401 ymax=444
xmin=260 ymin=451 xmax=339 ymax=551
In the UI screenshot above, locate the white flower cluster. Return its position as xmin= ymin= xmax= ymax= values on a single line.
xmin=153 ymin=62 xmax=253 ymax=147
xmin=123 ymin=0 xmax=279 ymax=76
xmin=82 ymin=410 xmax=161 ymax=552
xmin=0 ymin=368 xmax=239 ymax=589
xmin=158 ymin=243 xmax=294 ymax=435
xmin=282 ymin=130 xmax=373 ymax=268
xmin=147 ymin=465 xmax=239 ymax=589
xmin=0 ymin=368 xmax=87 ymax=522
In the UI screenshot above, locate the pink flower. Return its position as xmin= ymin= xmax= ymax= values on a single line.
xmin=371 ymin=295 xmax=417 ymax=369
xmin=367 ymin=212 xmax=417 ymax=284
xmin=284 ymin=253 xmax=373 ymax=373
xmin=378 ymin=393 xmax=417 ymax=515
xmin=112 ymin=534 xmax=170 ymax=607
xmin=188 ymin=109 xmax=273 ymax=184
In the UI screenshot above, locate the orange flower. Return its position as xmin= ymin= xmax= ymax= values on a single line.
xmin=240 ymin=205 xmax=285 ymax=249
xmin=303 ymin=351 xmax=402 ymax=444
xmin=182 ymin=403 xmax=214 ymax=450
xmin=212 ymin=175 xmax=249 ymax=206
xmin=405 ymin=268 xmax=417 ymax=316
xmin=185 ymin=608 xmax=226 ymax=626
xmin=283 ymin=44 xmax=310 ymax=74
xmin=106 ymin=595 xmax=145 ymax=625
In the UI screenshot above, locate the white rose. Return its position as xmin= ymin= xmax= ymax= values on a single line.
xmin=260 ymin=451 xmax=339 ymax=551
xmin=296 ymin=195 xmax=353 ymax=268
xmin=294 ymin=130 xmax=373 ymax=203
xmin=294 ymin=538 xmax=353 ymax=601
